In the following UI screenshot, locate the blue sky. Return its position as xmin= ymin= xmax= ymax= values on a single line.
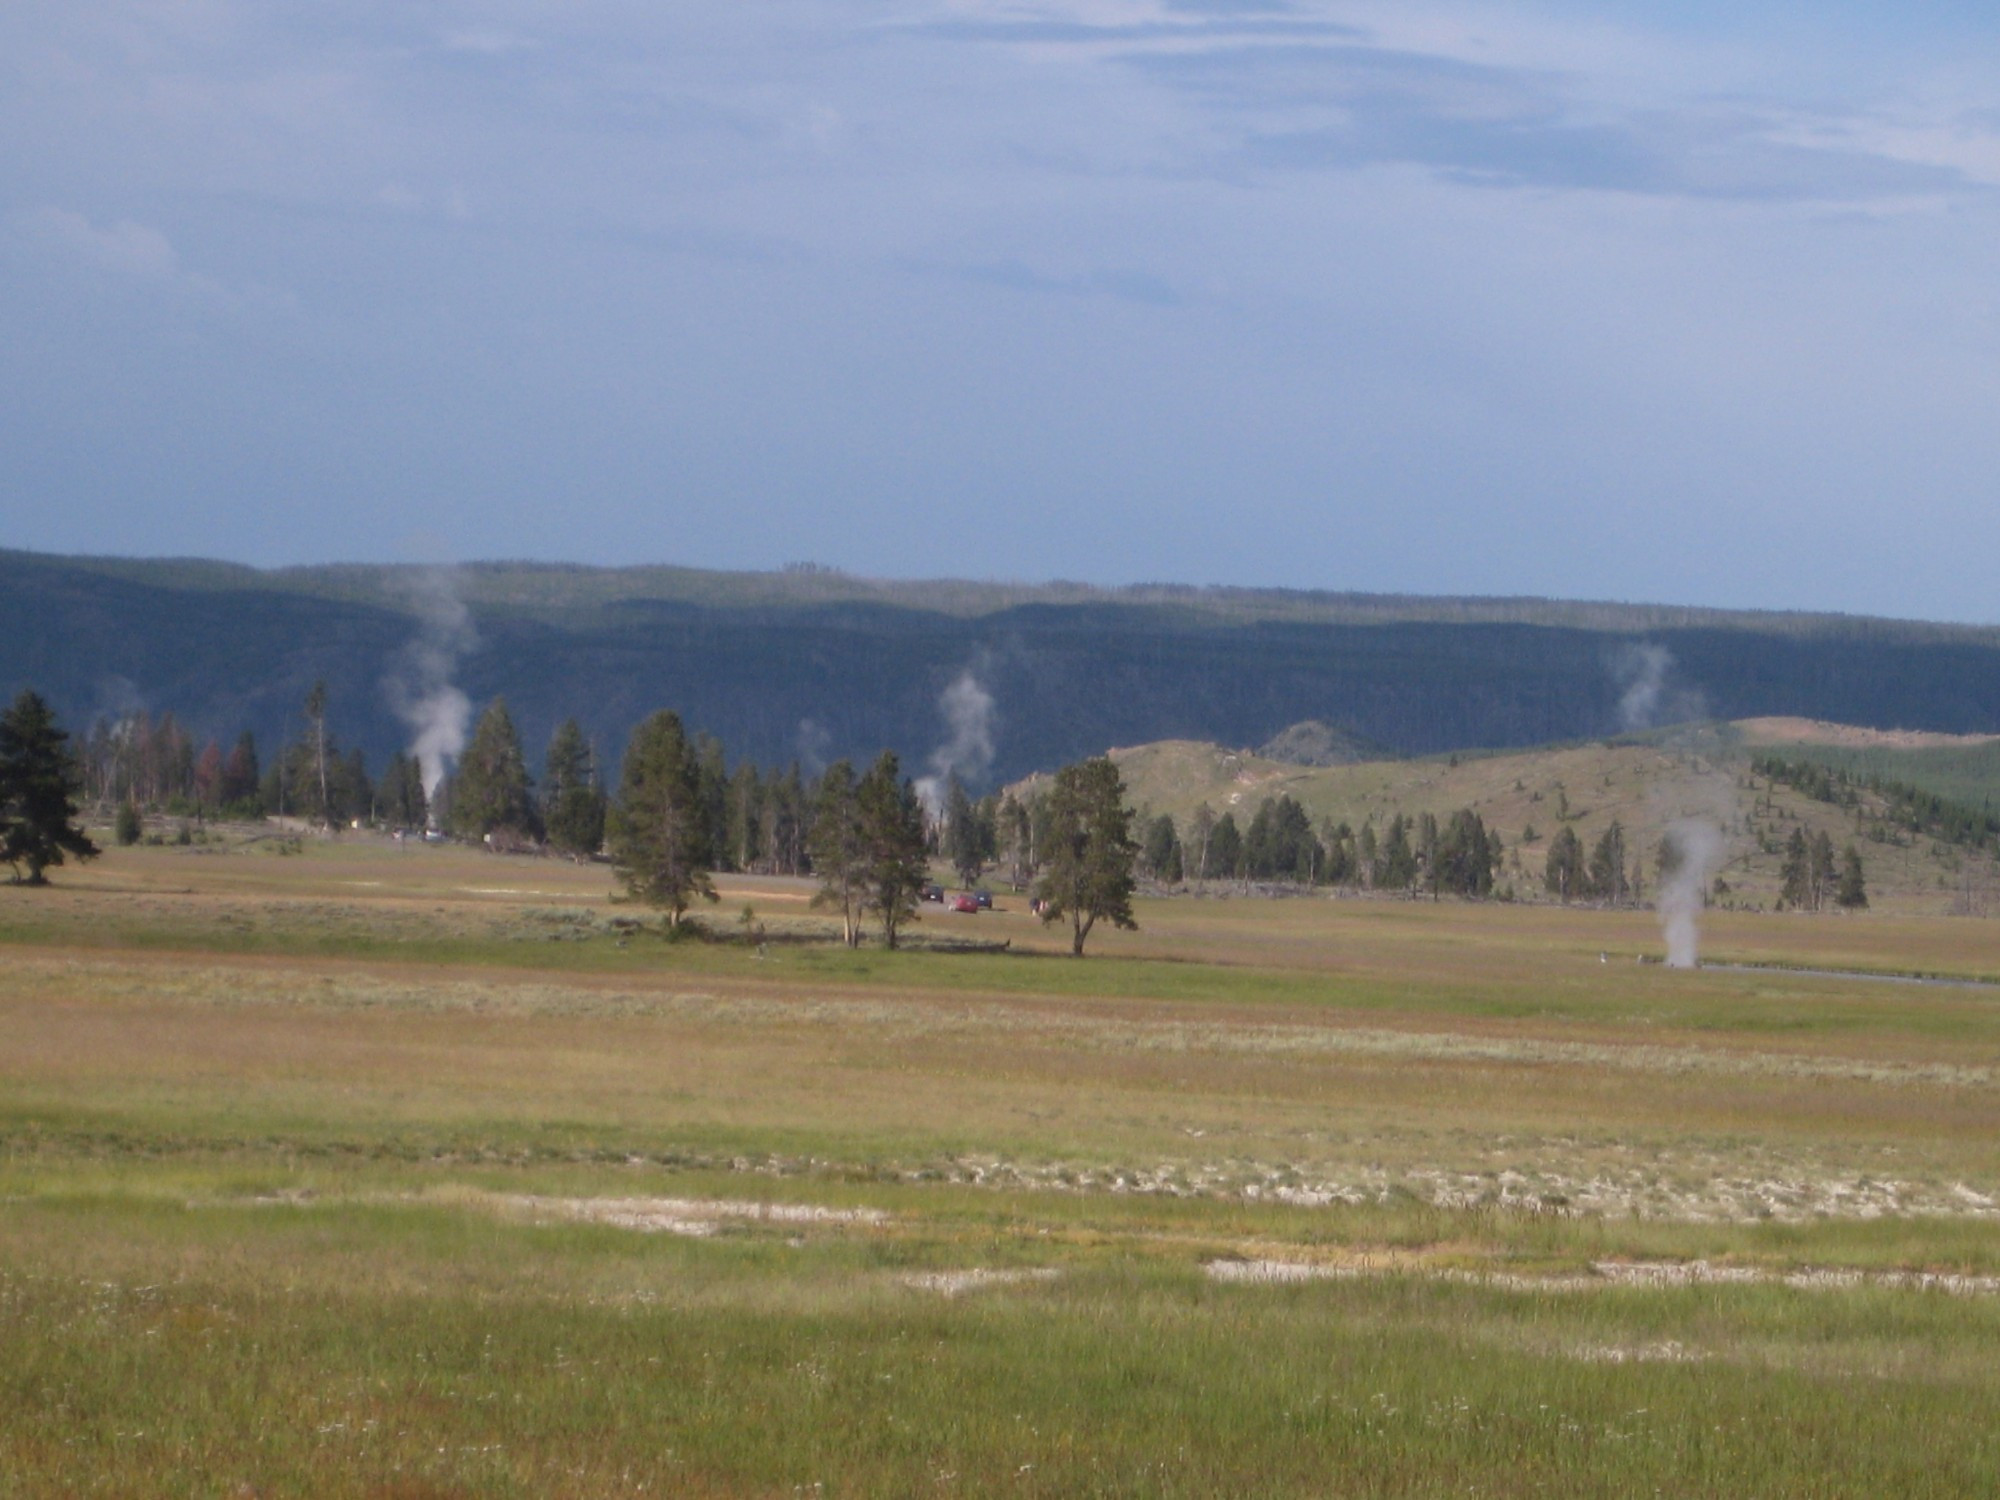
xmin=3 ymin=2 xmax=1997 ymax=619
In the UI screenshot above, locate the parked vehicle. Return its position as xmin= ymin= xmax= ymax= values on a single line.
xmin=972 ymin=889 xmax=993 ymax=909
xmin=922 ymin=883 xmax=945 ymax=903
xmin=949 ymin=894 xmax=979 ymax=914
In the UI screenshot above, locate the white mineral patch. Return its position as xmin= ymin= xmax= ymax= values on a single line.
xmin=510 ymin=1196 xmax=887 ymax=1237
xmin=899 ymin=1268 xmax=1061 ymax=1296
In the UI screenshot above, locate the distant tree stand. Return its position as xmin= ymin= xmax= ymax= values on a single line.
xmin=1033 ymin=756 xmax=1139 ymax=957
xmin=0 ymin=690 xmax=100 ymax=885
xmin=608 ymin=709 xmax=716 ymax=929
xmin=858 ymin=751 xmax=928 ymax=949
xmin=809 ymin=760 xmax=867 ymax=947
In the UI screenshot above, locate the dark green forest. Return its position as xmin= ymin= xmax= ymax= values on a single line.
xmin=7 ymin=549 xmax=2000 ymax=790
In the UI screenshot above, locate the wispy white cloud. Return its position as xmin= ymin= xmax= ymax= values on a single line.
xmin=23 ymin=206 xmax=179 ymax=278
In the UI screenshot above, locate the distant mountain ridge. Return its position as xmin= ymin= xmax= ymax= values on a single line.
xmin=12 ymin=548 xmax=1999 ymax=643
xmin=5 ymin=548 xmax=2000 ymax=787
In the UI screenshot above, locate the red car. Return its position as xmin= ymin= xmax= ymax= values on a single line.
xmin=949 ymin=893 xmax=979 ymax=913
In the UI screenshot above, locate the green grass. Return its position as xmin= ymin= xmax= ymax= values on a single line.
xmin=10 ymin=844 xmax=2000 ymax=1491
xmin=8 ymin=1192 xmax=2000 ymax=1497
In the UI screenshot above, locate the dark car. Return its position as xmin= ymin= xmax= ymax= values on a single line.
xmin=922 ymin=883 xmax=945 ymax=903
xmin=972 ymin=889 xmax=993 ymax=909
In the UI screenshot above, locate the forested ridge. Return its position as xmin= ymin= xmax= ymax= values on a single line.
xmin=6 ymin=549 xmax=2000 ymax=789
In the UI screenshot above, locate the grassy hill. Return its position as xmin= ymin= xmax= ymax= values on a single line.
xmin=1095 ymin=722 xmax=2000 ymax=917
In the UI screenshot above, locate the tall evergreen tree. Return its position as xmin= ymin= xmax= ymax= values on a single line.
xmin=725 ymin=763 xmax=763 ymax=873
xmin=1375 ymin=813 xmax=1417 ymax=891
xmin=543 ymin=719 xmax=606 ymax=857
xmin=943 ymin=773 xmax=986 ymax=887
xmin=1142 ymin=813 xmax=1181 ymax=884
xmin=1809 ymin=830 xmax=1837 ymax=912
xmin=808 ymin=760 xmax=866 ymax=947
xmin=303 ymin=680 xmax=333 ymax=828
xmin=1033 ymin=756 xmax=1139 ymax=957
xmin=694 ymin=735 xmax=730 ymax=873
xmin=608 ymin=710 xmax=715 ymax=927
xmin=1189 ymin=801 xmax=1216 ymax=886
xmin=1544 ymin=824 xmax=1584 ymax=902
xmin=0 ymin=691 xmax=99 ymax=885
xmin=450 ymin=697 xmax=541 ymax=844
xmin=1209 ymin=811 xmax=1244 ymax=883
xmin=1836 ymin=844 xmax=1868 ymax=909
xmin=763 ymin=765 xmax=809 ymax=876
xmin=341 ymin=747 xmax=372 ymax=825
xmin=379 ymin=750 xmax=428 ymax=831
xmin=1779 ymin=826 xmax=1812 ymax=909
xmin=858 ymin=751 xmax=928 ymax=949
xmin=1587 ymin=820 xmax=1628 ymax=902
xmin=1433 ymin=809 xmax=1494 ymax=898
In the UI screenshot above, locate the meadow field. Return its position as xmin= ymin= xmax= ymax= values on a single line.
xmin=7 ymin=835 xmax=2000 ymax=1495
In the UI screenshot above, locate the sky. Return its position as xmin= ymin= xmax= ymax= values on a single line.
xmin=3 ymin=1 xmax=1998 ymax=621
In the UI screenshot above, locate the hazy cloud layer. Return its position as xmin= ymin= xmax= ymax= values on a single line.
xmin=4 ymin=2 xmax=2000 ymax=621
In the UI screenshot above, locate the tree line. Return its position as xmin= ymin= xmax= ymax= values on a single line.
xmin=1752 ymin=753 xmax=2000 ymax=856
xmin=24 ymin=683 xmax=1146 ymax=956
xmin=1130 ymin=796 xmax=1507 ymax=900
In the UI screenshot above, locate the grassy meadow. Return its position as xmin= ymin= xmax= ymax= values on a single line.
xmin=7 ymin=834 xmax=2000 ymax=1494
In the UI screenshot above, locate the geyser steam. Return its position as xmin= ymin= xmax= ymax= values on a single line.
xmin=382 ymin=568 xmax=477 ymax=809
xmin=914 ymin=666 xmax=997 ymax=814
xmin=1657 ymin=818 xmax=1724 ymax=969
xmin=1613 ymin=643 xmax=1672 ymax=732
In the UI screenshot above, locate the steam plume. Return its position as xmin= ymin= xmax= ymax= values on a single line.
xmin=914 ymin=666 xmax=997 ymax=814
xmin=795 ymin=718 xmax=831 ymax=777
xmin=1657 ymin=817 xmax=1723 ymax=968
xmin=1613 ymin=643 xmax=1672 ymax=732
xmin=382 ymin=568 xmax=477 ymax=807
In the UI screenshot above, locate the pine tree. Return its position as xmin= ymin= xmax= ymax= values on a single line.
xmin=1544 ymin=824 xmax=1584 ymax=902
xmin=303 ymin=680 xmax=333 ymax=828
xmin=1033 ymin=756 xmax=1139 ymax=957
xmin=379 ymin=751 xmax=428 ymax=831
xmin=1836 ymin=844 xmax=1868 ymax=909
xmin=1189 ymin=802 xmax=1216 ymax=886
xmin=1209 ymin=812 xmax=1244 ymax=883
xmin=608 ymin=710 xmax=715 ymax=928
xmin=726 ymin=763 xmax=763 ymax=873
xmin=764 ymin=765 xmax=809 ymax=876
xmin=858 ymin=751 xmax=928 ymax=949
xmin=543 ymin=719 xmax=606 ymax=858
xmin=1376 ymin=813 xmax=1417 ymax=891
xmin=1434 ymin=809 xmax=1494 ymax=898
xmin=450 ymin=698 xmax=541 ymax=845
xmin=1779 ymin=827 xmax=1812 ymax=909
xmin=808 ymin=761 xmax=866 ymax=947
xmin=1809 ymin=830 xmax=1836 ymax=913
xmin=1142 ymin=813 xmax=1181 ymax=884
xmin=0 ymin=690 xmax=100 ymax=885
xmin=1587 ymin=820 xmax=1628 ymax=902
xmin=943 ymin=773 xmax=985 ymax=887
